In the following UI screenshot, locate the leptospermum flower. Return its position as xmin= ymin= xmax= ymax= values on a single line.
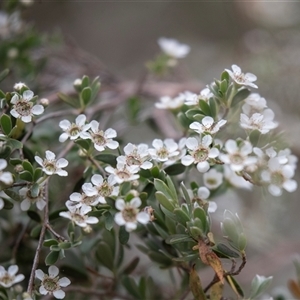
xmin=149 ymin=139 xmax=179 ymax=163
xmin=0 ymin=159 xmax=13 ymax=185
xmin=261 ymin=157 xmax=297 ymax=196
xmin=190 ymin=116 xmax=227 ymax=135
xmin=203 ymin=168 xmax=223 ymax=190
xmin=80 ymin=174 xmax=119 ymax=204
xmin=59 ymin=203 xmax=98 ymax=228
xmin=105 ymin=163 xmax=139 ymax=184
xmin=19 ymin=185 xmax=46 ymax=211
xmin=0 ymin=265 xmax=24 ymax=288
xmin=35 ymin=150 xmax=68 ymax=176
xmin=219 ymin=139 xmax=257 ymax=172
xmin=191 ymin=186 xmax=217 ymax=213
xmin=59 ymin=114 xmax=91 ymax=142
xmin=117 ymin=143 xmax=153 ymax=170
xmin=181 ymin=135 xmax=219 ymax=173
xmin=35 ymin=266 xmax=70 ymax=299
xmin=225 ymin=64 xmax=258 ymax=89
xmin=114 ymin=197 xmax=150 ymax=232
xmin=184 ymin=88 xmax=213 ymax=106
xmin=242 ymin=93 xmax=267 ymax=115
xmin=85 ymin=120 xmax=119 ymax=152
xmin=10 ymin=90 xmax=44 ymax=123
xmin=155 ymin=94 xmax=185 ymax=110
xmin=158 ymin=37 xmax=190 ymax=59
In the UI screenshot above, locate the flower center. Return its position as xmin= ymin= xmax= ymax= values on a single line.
xmin=1 ymin=273 xmax=13 ymax=285
xmin=271 ymin=171 xmax=284 ymax=186
xmin=92 ymin=131 xmax=106 ymax=146
xmin=82 ymin=194 xmax=97 ymax=205
xmin=99 ymin=182 xmax=113 ymax=197
xmin=193 ymin=147 xmax=209 ymax=162
xmin=69 ymin=124 xmax=80 ymax=137
xmin=126 ymin=154 xmax=141 ymax=166
xmin=73 ymin=213 xmax=85 ymax=223
xmin=122 ymin=206 xmax=137 ymax=222
xmin=230 ymin=153 xmax=244 ymax=165
xmin=15 ymin=101 xmax=32 ymax=116
xmin=116 ymin=170 xmax=131 ymax=180
xmin=43 ymin=276 xmax=59 ymax=292
xmin=44 ymin=161 xmax=57 ymax=173
xmin=157 ymin=147 xmax=169 ymax=160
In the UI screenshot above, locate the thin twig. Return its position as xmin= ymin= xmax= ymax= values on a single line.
xmin=27 ymin=179 xmax=49 ymax=295
xmin=46 ymin=223 xmax=66 ymax=242
xmin=88 ymin=155 xmax=106 ymax=177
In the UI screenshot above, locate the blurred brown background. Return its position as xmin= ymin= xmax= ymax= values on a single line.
xmin=24 ymin=1 xmax=300 ymax=297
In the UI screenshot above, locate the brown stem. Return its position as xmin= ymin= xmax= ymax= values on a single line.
xmin=46 ymin=223 xmax=66 ymax=242
xmin=88 ymin=155 xmax=106 ymax=177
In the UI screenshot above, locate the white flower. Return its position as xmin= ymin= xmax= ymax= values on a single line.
xmin=13 ymin=82 xmax=27 ymax=91
xmin=35 ymin=150 xmax=68 ymax=176
xmin=225 ymin=64 xmax=258 ymax=88
xmin=203 ymin=168 xmax=223 ymax=190
xmin=219 ymin=139 xmax=257 ymax=172
xmin=182 ymin=88 xmax=213 ymax=106
xmin=19 ymin=185 xmax=46 ymax=211
xmin=10 ymin=90 xmax=44 ymax=123
xmin=192 ymin=186 xmax=217 ymax=213
xmin=35 ymin=266 xmax=70 ymax=299
xmin=181 ymin=135 xmax=219 ymax=173
xmin=240 ymin=109 xmax=278 ymax=134
xmin=105 ymin=163 xmax=139 ymax=184
xmin=242 ymin=93 xmax=267 ymax=115
xmin=164 ymin=137 xmax=187 ymax=166
xmin=149 ymin=139 xmax=179 ymax=163
xmin=190 ymin=116 xmax=227 ymax=135
xmin=59 ymin=114 xmax=91 ymax=142
xmin=155 ymin=94 xmax=185 ymax=110
xmin=59 ymin=204 xmax=98 ymax=227
xmin=261 ymin=157 xmax=297 ymax=196
xmin=84 ymin=120 xmax=119 ymax=152
xmin=158 ymin=37 xmax=190 ymax=58
xmin=66 ymin=191 xmax=99 ymax=209
xmin=0 ymin=265 xmax=24 ymax=288
xmin=224 ymin=165 xmax=252 ymax=190
xmin=114 ymin=197 xmax=150 ymax=232
xmin=80 ymin=174 xmax=119 ymax=204
xmin=117 ymin=143 xmax=153 ymax=170
xmin=0 ymin=159 xmax=13 ymax=185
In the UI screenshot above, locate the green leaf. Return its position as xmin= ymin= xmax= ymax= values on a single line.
xmin=249 ymin=129 xmax=261 ymax=147
xmin=30 ymin=224 xmax=42 ymax=238
xmin=238 ymin=232 xmax=247 ymax=252
xmin=27 ymin=210 xmax=41 ymax=223
xmin=122 ymin=276 xmax=141 ymax=299
xmin=226 ymin=275 xmax=244 ymax=298
xmin=19 ymin=170 xmax=33 ymax=182
xmin=4 ymin=189 xmax=21 ymax=202
xmin=214 ymin=243 xmax=240 ymax=258
xmin=220 ymin=79 xmax=228 ymax=94
xmin=10 ymin=158 xmax=22 ymax=166
xmin=74 ymin=139 xmax=91 ymax=151
xmin=165 ymin=175 xmax=178 ymax=204
xmin=166 ymin=234 xmax=194 ymax=245
xmin=249 ymin=275 xmax=273 ymax=299
xmin=45 ymin=250 xmax=60 ymax=266
xmin=185 ymin=108 xmax=203 ymax=120
xmin=119 ymin=226 xmax=130 ymax=245
xmin=30 ymin=183 xmax=40 ymax=198
xmin=104 ymin=212 xmax=114 ymax=231
xmin=193 ymin=207 xmax=209 ymax=234
xmin=95 ymin=242 xmax=114 ymax=271
xmin=123 ymin=257 xmax=140 ymax=275
xmin=43 ymin=239 xmax=58 ymax=247
xmin=22 ymin=160 xmax=34 ymax=175
xmin=221 ymin=70 xmax=229 ymax=82
xmin=81 ymin=75 xmax=90 ymax=88
xmin=173 ymin=253 xmax=199 ymax=262
xmin=33 ymin=168 xmax=43 ymax=182
xmin=164 ymin=163 xmax=186 ymax=176
xmin=155 ymin=191 xmax=174 ymax=212
xmin=0 ymin=114 xmax=12 ymax=135
xmin=177 ymin=111 xmax=192 ymax=128
xmin=231 ymin=88 xmax=251 ymax=107
xmin=1 ymin=197 xmax=13 ymax=209
xmin=209 ymin=98 xmax=217 ymax=118
xmin=148 ymin=251 xmax=173 ymax=267
xmin=173 ymin=208 xmax=190 ymax=227
xmin=94 ymin=154 xmax=117 ymax=167
xmin=59 ymin=242 xmax=72 ymax=249
xmin=0 ymin=69 xmax=9 ymax=82
xmin=154 ymin=179 xmax=173 ymax=201
xmin=180 ymin=182 xmax=191 ymax=207
xmin=80 ymin=87 xmax=92 ymax=107
xmin=199 ymin=100 xmax=211 ymax=116
xmin=6 ymin=138 xmax=22 ymax=150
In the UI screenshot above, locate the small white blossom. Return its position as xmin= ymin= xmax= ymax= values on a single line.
xmin=164 ymin=137 xmax=187 ymax=166
xmin=155 ymin=94 xmax=185 ymax=110
xmin=225 ymin=64 xmax=258 ymax=88
xmin=105 ymin=163 xmax=139 ymax=184
xmin=66 ymin=191 xmax=99 ymax=208
xmin=114 ymin=197 xmax=150 ymax=232
xmin=242 ymin=93 xmax=267 ymax=115
xmin=19 ymin=185 xmax=46 ymax=211
xmin=84 ymin=120 xmax=119 ymax=152
xmin=240 ymin=109 xmax=278 ymax=134
xmin=117 ymin=143 xmax=153 ymax=170
xmin=10 ymin=90 xmax=44 ymax=123
xmin=261 ymin=157 xmax=297 ymax=196
xmin=149 ymin=138 xmax=179 ymax=163
xmin=191 ymin=186 xmax=217 ymax=213
xmin=59 ymin=204 xmax=98 ymax=227
xmin=190 ymin=116 xmax=227 ymax=135
xmin=181 ymin=135 xmax=219 ymax=173
xmin=35 ymin=266 xmax=70 ymax=299
xmin=219 ymin=139 xmax=257 ymax=172
xmin=79 ymin=174 xmax=119 ymax=204
xmin=0 ymin=159 xmax=13 ymax=185
xmin=203 ymin=168 xmax=223 ymax=190
xmin=59 ymin=114 xmax=91 ymax=142
xmin=224 ymin=165 xmax=252 ymax=190
xmin=158 ymin=37 xmax=190 ymax=59
xmin=182 ymin=88 xmax=213 ymax=106
xmin=0 ymin=265 xmax=24 ymax=288
xmin=35 ymin=150 xmax=68 ymax=176
xmin=13 ymin=82 xmax=28 ymax=91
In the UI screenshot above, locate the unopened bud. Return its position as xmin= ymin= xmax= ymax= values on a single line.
xmin=14 ymin=164 xmax=24 ymax=173
xmin=40 ymin=98 xmax=49 ymax=107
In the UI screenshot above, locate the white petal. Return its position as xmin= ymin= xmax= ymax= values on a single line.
xmin=105 ymin=166 xmax=115 ymax=174
xmin=283 ymin=180 xmax=297 ymax=193
xmin=208 ymin=147 xmax=219 ymax=158
xmin=208 ymin=201 xmax=218 ymax=213
xmin=76 ymin=114 xmax=86 ymax=126
xmin=56 ymin=158 xmax=68 ymax=168
xmin=181 ymin=155 xmax=194 ymax=166
xmin=59 ymin=212 xmax=72 ymax=220
xmin=59 ymin=133 xmax=69 ymax=143
xmin=32 ymin=105 xmax=44 ymax=115
xmin=58 ymin=277 xmax=71 ymax=287
xmin=105 ymin=128 xmax=117 ymax=138
xmin=48 ymin=265 xmax=59 ymax=278
xmin=90 ymin=120 xmax=99 ymax=132
xmin=196 ymin=161 xmax=210 ymax=173
xmin=20 ymin=199 xmax=31 ymax=211
xmin=53 ymin=289 xmax=65 ymax=299
xmin=91 ymin=174 xmax=104 ymax=186
xmin=124 ymin=143 xmax=135 ymax=154
xmin=202 ymin=116 xmax=214 ymax=128
xmin=114 ymin=212 xmax=126 ymax=225
xmin=125 ymin=222 xmax=137 ymax=232
xmin=225 ymin=140 xmax=237 ymax=153
xmin=130 ymin=197 xmax=141 ymax=208
xmin=8 ymin=265 xmax=18 ymax=276
xmin=59 ymin=119 xmax=71 ymax=130
xmin=0 ymin=159 xmax=7 ymax=170
xmin=23 ymin=90 xmax=34 ymax=101
xmin=185 ymin=137 xmax=198 ymax=150
xmin=202 ymin=135 xmax=212 ymax=147
xmin=115 ymin=199 xmax=125 ymax=210
xmin=197 ymin=187 xmax=210 ymax=199
xmin=36 ymin=199 xmax=46 ymax=210
xmin=86 ymin=216 xmax=99 ymax=224
xmin=152 ymin=139 xmax=163 ymax=149
xmin=39 ymin=285 xmax=48 ymax=295
xmin=141 ymin=161 xmax=153 ymax=169
xmin=21 ymin=115 xmax=32 ymax=123
xmin=35 ymin=269 xmax=45 ymax=280
xmin=82 ymin=183 xmax=97 ymax=196
xmin=189 ymin=122 xmax=202 ymax=133
xmin=14 ymin=274 xmax=25 ymax=283
xmin=136 ymin=212 xmax=150 ymax=224
xmin=268 ymin=184 xmax=282 ymax=196
xmin=35 ymin=156 xmax=44 ymax=166
xmin=164 ymin=139 xmax=178 ymax=152
xmin=56 ymin=169 xmax=68 ymax=176
xmin=106 ymin=140 xmax=119 ymax=149
xmin=10 ymin=109 xmax=20 ymax=119
xmin=232 ymin=64 xmax=241 ymax=74
xmin=45 ymin=150 xmax=55 ymax=160
xmin=0 ymin=172 xmax=13 ymax=185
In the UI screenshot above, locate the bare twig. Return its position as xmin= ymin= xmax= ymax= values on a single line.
xmin=46 ymin=223 xmax=66 ymax=242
